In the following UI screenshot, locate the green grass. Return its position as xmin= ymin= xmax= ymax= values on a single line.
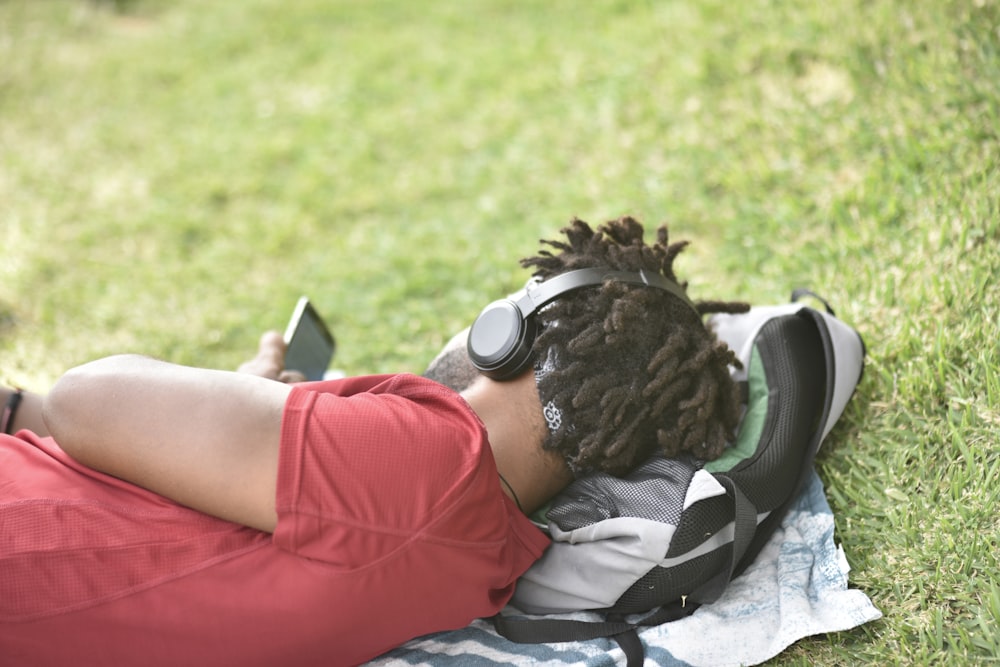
xmin=1 ymin=0 xmax=998 ymax=663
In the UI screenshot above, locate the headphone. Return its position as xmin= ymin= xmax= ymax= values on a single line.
xmin=467 ymin=267 xmax=699 ymax=380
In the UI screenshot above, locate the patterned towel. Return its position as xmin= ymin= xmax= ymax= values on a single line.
xmin=370 ymin=471 xmax=881 ymax=666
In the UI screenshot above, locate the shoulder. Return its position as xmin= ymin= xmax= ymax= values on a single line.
xmin=280 ymin=374 xmax=489 ymax=488
xmin=273 ymin=375 xmax=500 ymax=559
xmin=287 ymin=373 xmax=479 ymax=429
xmin=290 ymin=373 xmax=461 ymax=399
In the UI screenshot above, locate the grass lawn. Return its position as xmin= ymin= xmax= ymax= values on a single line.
xmin=1 ymin=0 xmax=998 ymax=663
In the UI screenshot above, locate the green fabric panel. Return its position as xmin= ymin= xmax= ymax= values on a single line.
xmin=704 ymin=346 xmax=768 ymax=473
xmin=531 ymin=503 xmax=551 ymax=526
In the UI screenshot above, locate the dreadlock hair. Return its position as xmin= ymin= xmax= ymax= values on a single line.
xmin=525 ymin=216 xmax=749 ymax=477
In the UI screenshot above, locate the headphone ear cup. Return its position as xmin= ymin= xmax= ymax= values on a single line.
xmin=494 ymin=315 xmax=537 ymax=380
xmin=467 ymin=299 xmax=537 ymax=380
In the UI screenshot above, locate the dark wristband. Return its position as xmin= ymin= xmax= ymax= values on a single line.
xmin=1 ymin=389 xmax=24 ymax=435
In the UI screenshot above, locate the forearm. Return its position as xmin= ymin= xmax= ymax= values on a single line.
xmin=3 ymin=332 xmax=291 ymax=439
xmin=2 ymin=387 xmax=49 ymax=437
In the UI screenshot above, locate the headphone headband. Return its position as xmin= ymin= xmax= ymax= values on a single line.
xmin=515 ymin=268 xmax=698 ymax=318
xmin=468 ymin=267 xmax=698 ymax=380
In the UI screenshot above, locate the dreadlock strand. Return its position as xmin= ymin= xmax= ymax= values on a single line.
xmin=675 ymin=344 xmax=717 ymax=381
xmin=649 ymin=374 xmax=694 ymax=417
xmin=642 ymin=366 xmax=678 ymax=401
xmin=645 ymin=331 xmax=688 ymax=377
xmin=662 ymin=240 xmax=690 ymax=278
xmin=601 ymin=387 xmax=633 ymax=427
xmin=603 ymin=410 xmax=649 ymax=464
xmin=696 ymin=300 xmax=751 ymax=316
xmin=573 ymin=375 xmax=615 ymax=411
xmin=565 ymin=322 xmax=605 ymax=356
xmin=657 ymin=425 xmax=684 ymax=458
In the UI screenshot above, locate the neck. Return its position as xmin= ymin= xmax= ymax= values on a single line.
xmin=460 ymin=373 xmax=572 ymax=515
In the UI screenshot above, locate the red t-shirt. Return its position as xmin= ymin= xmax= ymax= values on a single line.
xmin=0 ymin=374 xmax=549 ymax=666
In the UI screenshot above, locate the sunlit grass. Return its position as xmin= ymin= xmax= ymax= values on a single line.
xmin=1 ymin=0 xmax=998 ymax=663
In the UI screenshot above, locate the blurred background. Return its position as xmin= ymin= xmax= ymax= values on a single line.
xmin=1 ymin=1 xmax=998 ymax=663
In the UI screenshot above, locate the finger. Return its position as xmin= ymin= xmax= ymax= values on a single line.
xmin=237 ymin=331 xmax=287 ymax=379
xmin=279 ymin=370 xmax=308 ymax=384
xmin=257 ymin=331 xmax=287 ymax=362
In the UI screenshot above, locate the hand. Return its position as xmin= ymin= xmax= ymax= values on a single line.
xmin=237 ymin=332 xmax=307 ymax=383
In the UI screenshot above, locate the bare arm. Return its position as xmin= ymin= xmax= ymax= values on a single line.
xmin=43 ymin=354 xmax=292 ymax=532
xmin=3 ymin=331 xmax=300 ymax=440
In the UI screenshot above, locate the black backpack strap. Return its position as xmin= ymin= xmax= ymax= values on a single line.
xmin=492 ymin=613 xmax=635 ymax=644
xmin=687 ymin=474 xmax=758 ymax=605
xmin=493 ymin=603 xmax=695 ymax=667
xmin=613 ymin=628 xmax=644 ymax=667
xmin=790 ymin=288 xmax=836 ymax=315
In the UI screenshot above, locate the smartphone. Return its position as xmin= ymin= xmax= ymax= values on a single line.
xmin=283 ymin=296 xmax=336 ymax=381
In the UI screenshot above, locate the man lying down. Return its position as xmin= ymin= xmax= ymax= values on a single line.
xmin=0 ymin=217 xmax=747 ymax=666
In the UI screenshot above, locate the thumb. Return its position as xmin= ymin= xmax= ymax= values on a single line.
xmin=257 ymin=331 xmax=288 ymax=362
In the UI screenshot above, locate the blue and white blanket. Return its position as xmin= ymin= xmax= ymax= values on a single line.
xmin=370 ymin=471 xmax=880 ymax=666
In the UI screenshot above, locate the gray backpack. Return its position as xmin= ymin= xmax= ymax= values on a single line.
xmin=494 ymin=292 xmax=866 ymax=666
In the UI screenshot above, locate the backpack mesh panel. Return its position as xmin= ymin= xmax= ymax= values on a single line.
xmin=726 ymin=315 xmax=826 ymax=511
xmin=546 ymin=456 xmax=697 ymax=530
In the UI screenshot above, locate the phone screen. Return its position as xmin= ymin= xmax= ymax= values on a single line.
xmin=283 ymin=297 xmax=336 ymax=381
